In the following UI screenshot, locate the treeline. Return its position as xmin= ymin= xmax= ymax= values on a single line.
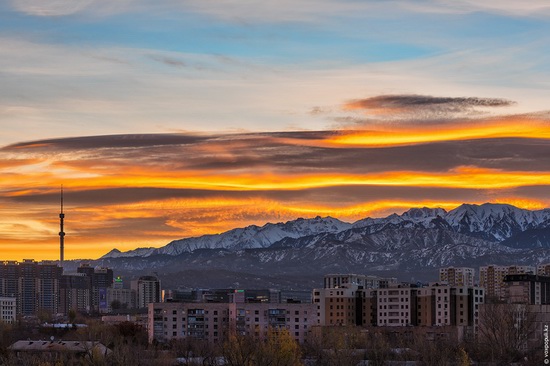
xmin=0 ymin=303 xmax=544 ymax=365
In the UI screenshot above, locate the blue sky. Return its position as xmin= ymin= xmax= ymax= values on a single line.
xmin=1 ymin=0 xmax=550 ymax=146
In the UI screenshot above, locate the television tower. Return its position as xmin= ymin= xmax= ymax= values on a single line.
xmin=59 ymin=185 xmax=65 ymax=268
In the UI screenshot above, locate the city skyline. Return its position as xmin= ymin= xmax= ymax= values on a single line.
xmin=1 ymin=1 xmax=550 ymax=260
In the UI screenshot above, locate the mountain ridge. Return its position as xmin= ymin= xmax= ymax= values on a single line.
xmin=102 ymin=202 xmax=550 ymax=259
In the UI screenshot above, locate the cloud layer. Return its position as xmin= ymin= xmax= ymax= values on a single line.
xmin=2 ymin=109 xmax=550 ymax=260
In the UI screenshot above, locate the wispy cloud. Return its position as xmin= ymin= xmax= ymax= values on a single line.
xmin=10 ymin=0 xmax=550 ymax=20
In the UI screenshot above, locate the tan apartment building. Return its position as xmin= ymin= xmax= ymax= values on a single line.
xmin=416 ymin=283 xmax=484 ymax=328
xmin=439 ymin=267 xmax=475 ymax=287
xmin=314 ymin=274 xmax=393 ymax=327
xmin=480 ymin=265 xmax=535 ymax=301
xmin=313 ymin=287 xmax=376 ymax=327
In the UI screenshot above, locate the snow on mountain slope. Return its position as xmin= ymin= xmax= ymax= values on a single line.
xmin=101 ymin=203 xmax=550 ymax=259
xmin=352 ymin=207 xmax=447 ymax=231
xmin=444 ymin=203 xmax=550 ymax=241
xmin=102 ymin=216 xmax=351 ymax=258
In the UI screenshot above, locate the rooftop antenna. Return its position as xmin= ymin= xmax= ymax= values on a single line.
xmin=59 ymin=185 xmax=65 ymax=269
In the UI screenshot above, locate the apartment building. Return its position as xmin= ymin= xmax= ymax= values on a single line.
xmin=313 ymin=287 xmax=376 ymax=327
xmin=148 ymin=302 xmax=318 ymax=344
xmin=537 ymin=263 xmax=550 ymax=276
xmin=107 ymin=276 xmax=136 ymax=312
xmin=376 ymin=284 xmax=415 ymax=326
xmin=132 ymin=275 xmax=161 ymax=309
xmin=416 ymin=283 xmax=484 ymax=327
xmin=77 ymin=264 xmax=114 ymax=314
xmin=234 ymin=303 xmax=316 ymax=343
xmin=60 ymin=273 xmax=91 ymax=315
xmin=323 ymin=274 xmax=396 ymax=290
xmin=439 ymin=267 xmax=475 ymax=287
xmin=504 ymin=274 xmax=550 ymax=305
xmin=314 ymin=273 xmax=396 ymax=327
xmin=0 ymin=297 xmax=16 ymax=324
xmin=149 ymin=302 xmax=230 ymax=343
xmin=316 ymin=273 xmax=485 ymax=330
xmin=479 ymin=265 xmax=535 ymax=301
xmin=0 ymin=260 xmax=62 ymax=316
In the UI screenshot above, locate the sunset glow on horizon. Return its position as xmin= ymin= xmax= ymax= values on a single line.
xmin=2 ymin=1 xmax=550 ymax=261
xmin=3 ymin=123 xmax=550 ymax=260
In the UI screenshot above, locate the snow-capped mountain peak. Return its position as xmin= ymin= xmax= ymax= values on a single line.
xmin=101 ymin=203 xmax=550 ymax=259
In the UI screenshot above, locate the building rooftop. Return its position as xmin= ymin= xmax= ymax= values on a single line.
xmin=8 ymin=340 xmax=111 ymax=355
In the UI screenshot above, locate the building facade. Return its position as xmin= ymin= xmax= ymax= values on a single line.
xmin=479 ymin=265 xmax=535 ymax=301
xmin=60 ymin=273 xmax=91 ymax=315
xmin=77 ymin=264 xmax=114 ymax=314
xmin=416 ymin=283 xmax=484 ymax=328
xmin=0 ymin=260 xmax=62 ymax=316
xmin=439 ymin=267 xmax=475 ymax=287
xmin=504 ymin=274 xmax=550 ymax=305
xmin=0 ymin=297 xmax=16 ymax=324
xmin=148 ymin=301 xmax=318 ymax=344
xmin=132 ymin=275 xmax=162 ymax=309
xmin=376 ymin=284 xmax=416 ymax=326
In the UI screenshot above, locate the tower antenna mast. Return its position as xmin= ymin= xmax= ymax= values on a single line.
xmin=59 ymin=185 xmax=65 ymax=268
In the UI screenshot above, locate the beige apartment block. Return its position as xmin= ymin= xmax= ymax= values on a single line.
xmin=313 ymin=287 xmax=376 ymax=327
xmin=480 ymin=265 xmax=535 ymax=301
xmin=376 ymin=285 xmax=414 ymax=326
xmin=439 ymin=267 xmax=475 ymax=287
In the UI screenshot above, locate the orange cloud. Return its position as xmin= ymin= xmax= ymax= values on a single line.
xmin=3 ymin=128 xmax=550 ymax=260
xmin=327 ymin=118 xmax=550 ymax=147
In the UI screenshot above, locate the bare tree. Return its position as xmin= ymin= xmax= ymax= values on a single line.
xmin=476 ymin=303 xmax=536 ymax=364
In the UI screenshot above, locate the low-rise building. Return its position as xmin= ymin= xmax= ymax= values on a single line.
xmin=148 ymin=301 xmax=318 ymax=344
xmin=0 ymin=297 xmax=16 ymax=324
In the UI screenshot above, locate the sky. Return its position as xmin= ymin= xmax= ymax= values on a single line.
xmin=1 ymin=0 xmax=550 ymax=261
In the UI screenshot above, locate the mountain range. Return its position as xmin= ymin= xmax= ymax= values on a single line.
xmin=92 ymin=203 xmax=550 ymax=289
